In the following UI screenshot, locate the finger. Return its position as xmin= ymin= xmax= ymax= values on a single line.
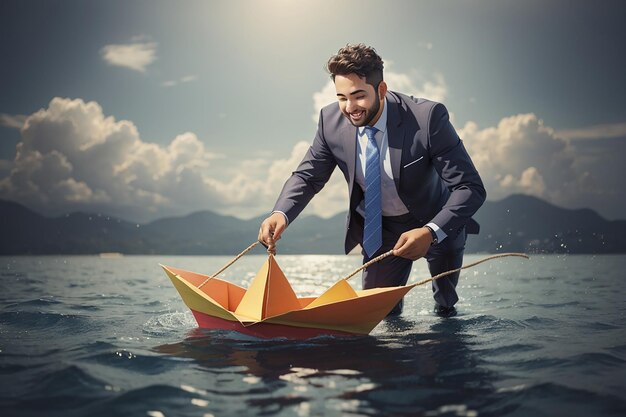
xmin=392 ymin=235 xmax=407 ymax=255
xmin=393 ymin=234 xmax=407 ymax=251
xmin=273 ymin=223 xmax=286 ymax=241
xmin=393 ymin=246 xmax=406 ymax=257
xmin=260 ymin=221 xmax=274 ymax=242
xmin=258 ymin=235 xmax=270 ymax=249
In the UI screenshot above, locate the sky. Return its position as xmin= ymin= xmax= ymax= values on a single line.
xmin=1 ymin=0 xmax=625 ymax=223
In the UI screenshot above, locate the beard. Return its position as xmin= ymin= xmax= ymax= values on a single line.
xmin=345 ymin=89 xmax=381 ymax=127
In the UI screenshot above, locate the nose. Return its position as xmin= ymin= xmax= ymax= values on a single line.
xmin=345 ymin=99 xmax=357 ymax=113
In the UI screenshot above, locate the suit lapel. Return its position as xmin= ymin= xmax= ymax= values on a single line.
xmin=340 ymin=119 xmax=358 ymax=195
xmin=386 ymin=92 xmax=405 ymax=187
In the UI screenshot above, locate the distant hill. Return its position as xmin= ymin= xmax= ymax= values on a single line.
xmin=1 ymin=195 xmax=625 ymax=255
xmin=468 ymin=194 xmax=626 ymax=253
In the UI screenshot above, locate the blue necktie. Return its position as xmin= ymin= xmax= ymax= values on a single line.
xmin=363 ymin=126 xmax=382 ymax=257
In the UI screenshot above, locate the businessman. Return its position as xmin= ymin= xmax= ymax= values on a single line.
xmin=259 ymin=44 xmax=486 ymax=317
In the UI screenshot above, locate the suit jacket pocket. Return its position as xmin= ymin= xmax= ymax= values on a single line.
xmin=403 ymin=156 xmax=424 ymax=168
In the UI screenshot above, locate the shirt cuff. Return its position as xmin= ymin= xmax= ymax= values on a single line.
xmin=426 ymin=222 xmax=447 ymax=243
xmin=271 ymin=210 xmax=290 ymax=226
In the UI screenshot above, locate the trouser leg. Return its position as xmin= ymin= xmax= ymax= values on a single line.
xmin=426 ymin=228 xmax=467 ymax=308
xmin=362 ymin=250 xmax=413 ymax=315
xmin=360 ymin=214 xmax=419 ymax=315
xmin=357 ymin=211 xmax=469 ymax=312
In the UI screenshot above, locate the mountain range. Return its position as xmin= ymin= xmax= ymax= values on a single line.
xmin=1 ymin=195 xmax=625 ymax=255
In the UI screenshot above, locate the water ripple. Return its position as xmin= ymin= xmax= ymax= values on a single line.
xmin=1 ymin=254 xmax=625 ymax=417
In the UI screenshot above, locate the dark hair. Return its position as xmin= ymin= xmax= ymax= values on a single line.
xmin=326 ymin=44 xmax=384 ymax=89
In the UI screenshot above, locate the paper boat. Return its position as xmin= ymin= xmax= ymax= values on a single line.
xmin=161 ymin=254 xmax=413 ymax=338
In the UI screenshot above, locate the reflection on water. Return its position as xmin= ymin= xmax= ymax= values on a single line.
xmin=154 ymin=317 xmax=493 ymax=416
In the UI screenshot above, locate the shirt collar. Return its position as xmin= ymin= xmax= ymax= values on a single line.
xmin=358 ymin=97 xmax=388 ymax=137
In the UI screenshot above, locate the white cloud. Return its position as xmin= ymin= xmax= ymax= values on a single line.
xmin=312 ymin=81 xmax=337 ymax=122
xmin=264 ymin=142 xmax=348 ymax=219
xmin=162 ymin=74 xmax=198 ymax=88
xmin=556 ymin=122 xmax=626 ymax=140
xmin=414 ymin=73 xmax=448 ymax=103
xmin=3 ymin=96 xmax=621 ymax=222
xmin=0 ymin=113 xmax=27 ymax=130
xmin=100 ymin=41 xmax=157 ymax=73
xmin=460 ymin=114 xmax=564 ymax=198
xmin=0 ymin=98 xmax=220 ymax=220
xmin=312 ymin=69 xmax=448 ymax=122
xmin=180 ymin=75 xmax=197 ymax=83
xmin=458 ymin=113 xmax=614 ymax=211
xmin=418 ymin=41 xmax=434 ymax=50
xmin=306 ymin=170 xmax=348 ymax=218
xmin=499 ymin=167 xmax=547 ymax=196
xmin=0 ymin=97 xmax=347 ymax=222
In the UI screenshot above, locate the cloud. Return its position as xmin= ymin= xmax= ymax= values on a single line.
xmin=459 ymin=113 xmax=575 ymax=201
xmin=499 ymin=167 xmax=547 ymax=196
xmin=312 ymin=70 xmax=448 ymax=122
xmin=2 ymin=96 xmax=622 ymax=222
xmin=556 ymin=122 xmax=626 ymax=140
xmin=180 ymin=75 xmax=198 ymax=83
xmin=100 ymin=40 xmax=157 ymax=72
xmin=0 ymin=97 xmax=347 ymax=222
xmin=162 ymin=74 xmax=198 ymax=88
xmin=0 ymin=113 xmax=27 ymax=130
xmin=265 ymin=142 xmax=347 ymax=219
xmin=0 ymin=98 xmax=219 ymax=220
xmin=417 ymin=41 xmax=434 ymax=50
xmin=457 ymin=113 xmax=626 ymax=218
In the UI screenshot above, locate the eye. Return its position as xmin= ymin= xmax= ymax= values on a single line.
xmin=356 ymin=96 xmax=365 ymax=100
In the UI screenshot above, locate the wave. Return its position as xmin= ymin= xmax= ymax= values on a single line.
xmin=0 ymin=311 xmax=101 ymax=335
xmin=485 ymin=382 xmax=626 ymax=416
xmin=3 ymin=297 xmax=63 ymax=309
xmin=142 ymin=311 xmax=196 ymax=336
xmin=1 ymin=364 xmax=109 ymax=414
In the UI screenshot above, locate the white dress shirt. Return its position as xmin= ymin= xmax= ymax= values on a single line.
xmin=354 ymin=98 xmax=408 ymax=216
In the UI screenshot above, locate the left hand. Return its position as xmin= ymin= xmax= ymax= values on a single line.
xmin=392 ymin=227 xmax=433 ymax=261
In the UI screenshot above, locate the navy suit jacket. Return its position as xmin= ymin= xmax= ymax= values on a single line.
xmin=273 ymin=91 xmax=486 ymax=254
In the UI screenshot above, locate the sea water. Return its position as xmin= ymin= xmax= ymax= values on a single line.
xmin=1 ymin=254 xmax=625 ymax=417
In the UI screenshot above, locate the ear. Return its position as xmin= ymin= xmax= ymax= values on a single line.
xmin=378 ymin=81 xmax=388 ymax=99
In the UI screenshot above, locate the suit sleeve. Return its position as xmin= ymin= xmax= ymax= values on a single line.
xmin=272 ymin=111 xmax=337 ymax=224
xmin=428 ymin=103 xmax=486 ymax=236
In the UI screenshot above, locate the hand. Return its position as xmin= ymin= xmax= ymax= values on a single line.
xmin=392 ymin=227 xmax=433 ymax=261
xmin=258 ymin=212 xmax=287 ymax=254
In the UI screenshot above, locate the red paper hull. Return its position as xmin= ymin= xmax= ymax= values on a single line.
xmin=191 ymin=310 xmax=356 ymax=339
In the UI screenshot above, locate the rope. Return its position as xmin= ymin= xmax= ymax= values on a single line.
xmin=341 ymin=250 xmax=395 ymax=281
xmin=196 ymin=237 xmax=529 ymax=291
xmin=198 ymin=241 xmax=262 ymax=289
xmin=412 ymin=252 xmax=529 ymax=286
xmin=341 ymin=251 xmax=529 ymax=284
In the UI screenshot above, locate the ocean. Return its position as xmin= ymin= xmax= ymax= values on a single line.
xmin=1 ymin=254 xmax=625 ymax=417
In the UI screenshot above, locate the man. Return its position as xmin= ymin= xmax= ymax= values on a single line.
xmin=258 ymin=44 xmax=486 ymax=317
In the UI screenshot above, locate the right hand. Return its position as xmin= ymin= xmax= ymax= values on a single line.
xmin=258 ymin=212 xmax=288 ymax=254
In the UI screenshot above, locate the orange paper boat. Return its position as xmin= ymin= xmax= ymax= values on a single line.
xmin=161 ymin=254 xmax=413 ymax=339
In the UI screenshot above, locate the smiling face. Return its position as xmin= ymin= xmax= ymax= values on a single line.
xmin=334 ymin=73 xmax=387 ymax=127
